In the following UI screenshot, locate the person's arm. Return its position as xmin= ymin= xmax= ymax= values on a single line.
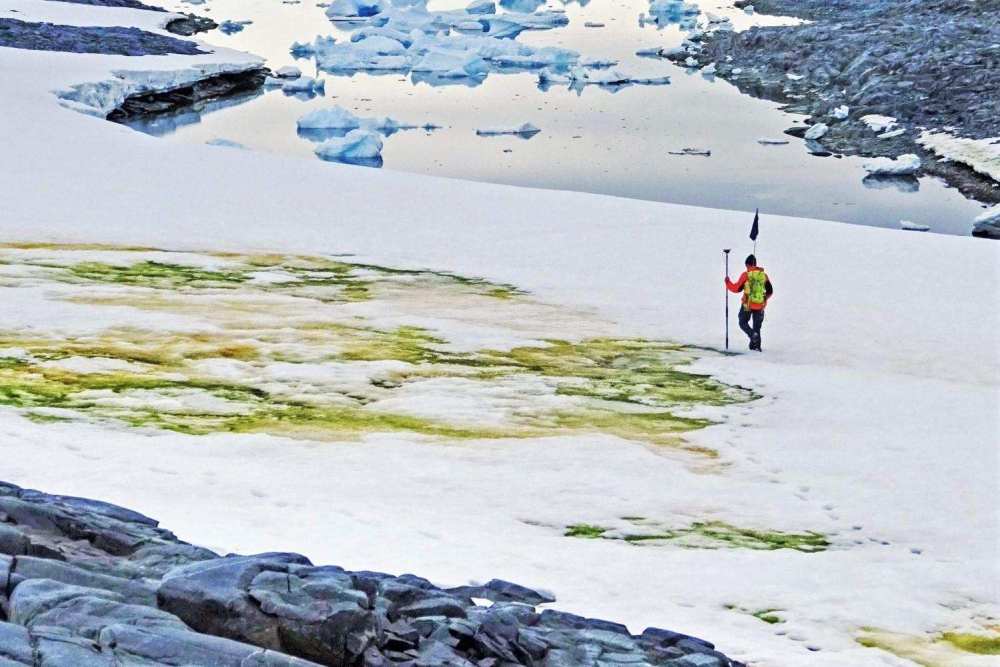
xmin=765 ymin=278 xmax=773 ymax=299
xmin=725 ymin=271 xmax=747 ymax=293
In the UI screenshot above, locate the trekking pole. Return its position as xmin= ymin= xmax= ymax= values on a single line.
xmin=723 ymin=249 xmax=731 ymax=350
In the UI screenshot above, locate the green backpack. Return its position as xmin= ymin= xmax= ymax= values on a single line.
xmin=745 ymin=270 xmax=768 ymax=307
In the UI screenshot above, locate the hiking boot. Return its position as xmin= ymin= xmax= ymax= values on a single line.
xmin=750 ymin=333 xmax=761 ymax=351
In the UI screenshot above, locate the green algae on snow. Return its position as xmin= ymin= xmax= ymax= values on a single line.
xmin=565 ymin=524 xmax=609 ymax=538
xmin=752 ymin=609 xmax=784 ymax=625
xmin=68 ymin=261 xmax=248 ymax=290
xmin=0 ymin=244 xmax=753 ymax=450
xmin=942 ymin=633 xmax=1000 ymax=655
xmin=566 ymin=519 xmax=829 ymax=553
xmin=857 ymin=629 xmax=1000 ymax=666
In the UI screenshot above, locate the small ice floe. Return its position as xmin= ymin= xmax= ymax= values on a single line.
xmin=466 ymin=0 xmax=495 ymax=14
xmin=899 ymin=220 xmax=930 ymax=232
xmin=584 ymin=22 xmax=605 ymax=28
xmin=580 ymin=58 xmax=618 ymax=69
xmin=648 ymin=0 xmax=700 ymax=23
xmin=314 ymin=129 xmax=384 ymax=165
xmin=744 ymin=4 xmax=755 ymax=13
xmin=758 ymin=138 xmax=789 ymax=145
xmin=861 ymin=114 xmax=897 ymax=133
xmin=862 ymin=153 xmax=921 ymax=176
xmin=635 ymin=46 xmax=663 ymax=57
xmin=275 ymin=65 xmax=302 ymax=79
xmin=298 ymin=105 xmax=421 ymax=134
xmin=831 ymin=105 xmax=850 ymax=120
xmin=206 ymin=138 xmax=246 ymax=149
xmin=219 ymin=20 xmax=253 ymax=35
xmin=684 ymin=56 xmax=699 ymax=68
xmin=701 ymin=62 xmax=717 ymax=75
xmin=476 ymin=123 xmax=540 ymax=137
xmin=539 ymin=68 xmax=667 ymax=88
xmin=878 ymin=128 xmax=906 ymax=139
xmin=731 ymin=67 xmax=742 ymax=74
xmin=282 ymin=76 xmax=325 ymax=94
xmin=972 ymin=205 xmax=1000 ymax=238
xmin=804 ymin=123 xmax=829 ymax=140
xmin=786 ymin=72 xmax=804 ymax=81
xmin=326 ymin=0 xmax=386 ymax=19
xmin=669 ymin=147 xmax=711 ymax=156
xmin=290 ymin=36 xmax=334 ymax=57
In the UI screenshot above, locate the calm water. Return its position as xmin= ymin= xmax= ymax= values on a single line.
xmin=143 ymin=0 xmax=988 ymax=235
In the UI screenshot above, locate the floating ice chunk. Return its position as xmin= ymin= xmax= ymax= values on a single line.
xmin=731 ymin=67 xmax=743 ymax=74
xmin=484 ymin=11 xmax=569 ymax=38
xmin=314 ymin=129 xmax=384 ymax=162
xmin=580 ymin=58 xmax=618 ymax=69
xmin=831 ymin=105 xmax=849 ymax=120
xmin=499 ymin=0 xmax=545 ymax=12
xmin=219 ymin=20 xmax=253 ymax=35
xmin=972 ymin=205 xmax=1000 ymax=238
xmin=291 ymin=36 xmax=336 ymax=57
xmin=878 ymin=128 xmax=906 ymax=139
xmin=298 ymin=105 xmax=419 ymax=133
xmin=899 ymin=220 xmax=930 ymax=232
xmin=466 ymin=0 xmax=495 ymax=13
xmin=684 ymin=57 xmax=699 ymax=68
xmin=455 ymin=19 xmax=486 ymax=31
xmin=804 ymin=123 xmax=828 ymax=140
xmin=630 ymin=75 xmax=670 ymax=85
xmin=206 ymin=138 xmax=246 ymax=149
xmin=701 ymin=62 xmax=716 ymax=75
xmin=861 ymin=114 xmax=897 ymax=133
xmin=282 ymin=76 xmax=325 ymax=94
xmin=326 ymin=0 xmax=386 ymax=18
xmin=669 ymin=147 xmax=711 ymax=156
xmin=276 ymin=65 xmax=302 ymax=79
xmin=476 ymin=123 xmax=540 ymax=137
xmin=648 ymin=0 xmax=700 ymax=21
xmin=862 ymin=153 xmax=921 ymax=176
xmin=744 ymin=4 xmax=754 ymax=13
xmin=412 ymin=49 xmax=489 ymax=77
xmin=298 ymin=106 xmax=363 ymax=130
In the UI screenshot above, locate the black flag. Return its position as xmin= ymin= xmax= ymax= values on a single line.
xmin=749 ymin=209 xmax=759 ymax=241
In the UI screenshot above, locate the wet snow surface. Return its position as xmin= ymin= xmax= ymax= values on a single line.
xmin=122 ymin=0 xmax=989 ymax=235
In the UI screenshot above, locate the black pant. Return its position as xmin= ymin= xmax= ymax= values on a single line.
xmin=738 ymin=307 xmax=764 ymax=341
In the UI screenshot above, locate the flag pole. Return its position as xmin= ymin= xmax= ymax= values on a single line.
xmin=723 ymin=249 xmax=731 ymax=350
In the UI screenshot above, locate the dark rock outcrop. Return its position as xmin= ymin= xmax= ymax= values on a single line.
xmin=669 ymin=0 xmax=1000 ymax=206
xmin=0 ymin=481 xmax=744 ymax=666
xmin=106 ymin=68 xmax=269 ymax=123
xmin=0 ymin=18 xmax=204 ymax=55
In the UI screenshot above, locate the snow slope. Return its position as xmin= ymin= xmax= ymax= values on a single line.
xmin=0 ymin=2 xmax=998 ymax=665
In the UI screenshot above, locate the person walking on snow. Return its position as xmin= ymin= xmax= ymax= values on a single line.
xmin=725 ymin=254 xmax=773 ymax=351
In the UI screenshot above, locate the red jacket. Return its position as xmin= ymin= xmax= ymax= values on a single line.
xmin=726 ymin=266 xmax=773 ymax=311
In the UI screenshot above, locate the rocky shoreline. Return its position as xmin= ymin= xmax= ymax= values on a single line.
xmin=107 ymin=68 xmax=268 ymax=123
xmin=665 ymin=0 xmax=999 ymax=214
xmin=0 ymin=481 xmax=743 ymax=666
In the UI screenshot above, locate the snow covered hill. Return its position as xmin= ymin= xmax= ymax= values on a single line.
xmin=0 ymin=1 xmax=997 ymax=665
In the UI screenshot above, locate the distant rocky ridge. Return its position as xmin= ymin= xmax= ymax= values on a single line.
xmin=0 ymin=481 xmax=743 ymax=666
xmin=672 ymin=0 xmax=1000 ymax=206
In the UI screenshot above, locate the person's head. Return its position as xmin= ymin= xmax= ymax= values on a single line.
xmin=745 ymin=254 xmax=757 ymax=268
